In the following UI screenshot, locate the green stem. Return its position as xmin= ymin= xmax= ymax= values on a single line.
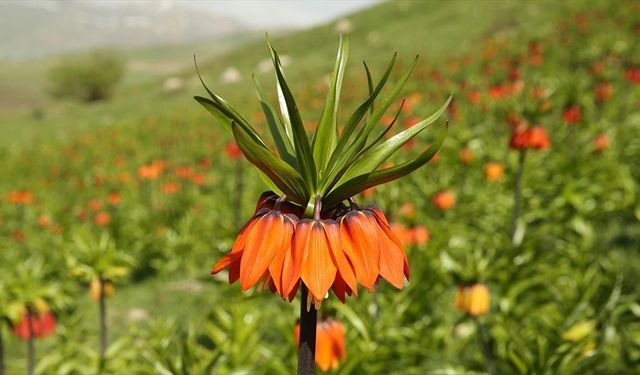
xmin=312 ymin=195 xmax=322 ymax=221
xmin=459 ymin=164 xmax=468 ymax=201
xmin=298 ymin=284 xmax=317 ymax=375
xmin=27 ymin=308 xmax=35 ymax=375
xmin=510 ymin=150 xmax=526 ymax=246
xmin=0 ymin=324 xmax=5 ymax=375
xmin=474 ymin=317 xmax=496 ymax=375
xmin=99 ymin=278 xmax=108 ymax=367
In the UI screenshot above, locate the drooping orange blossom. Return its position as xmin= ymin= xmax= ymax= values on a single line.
xmin=211 ymin=193 xmax=409 ymax=307
xmin=197 ymin=36 xmax=449 ymax=373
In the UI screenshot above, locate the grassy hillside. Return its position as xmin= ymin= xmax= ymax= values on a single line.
xmin=0 ymin=0 xmax=571 ymax=146
xmin=1 ymin=0 xmax=639 ymax=373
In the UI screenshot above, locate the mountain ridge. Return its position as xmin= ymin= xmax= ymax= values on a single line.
xmin=0 ymin=0 xmax=248 ymax=60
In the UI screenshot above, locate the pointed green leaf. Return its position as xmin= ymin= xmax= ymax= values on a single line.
xmin=329 ymin=53 xmax=397 ymax=169
xmin=352 ymin=98 xmax=405 ymax=164
xmin=344 ymin=55 xmax=418 ymax=155
xmin=364 ymin=61 xmax=374 ymax=117
xmin=193 ymin=57 xmax=265 ymax=146
xmin=324 ymin=122 xmax=448 ymax=207
xmin=251 ymin=74 xmax=297 ymax=167
xmin=323 ymin=54 xmax=411 ymax=186
xmin=313 ymin=35 xmax=349 ymax=176
xmin=320 ymin=98 xmax=404 ymax=193
xmin=195 ymin=96 xmax=267 ymax=148
xmin=339 ymin=95 xmax=451 ymax=183
xmin=232 ymin=123 xmax=308 ymax=205
xmin=267 ymin=40 xmax=317 ymax=191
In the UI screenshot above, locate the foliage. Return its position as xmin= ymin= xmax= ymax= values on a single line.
xmin=48 ymin=49 xmax=125 ymax=102
xmin=1 ymin=0 xmax=639 ymax=373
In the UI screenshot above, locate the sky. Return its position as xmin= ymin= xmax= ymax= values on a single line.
xmin=86 ymin=0 xmax=381 ymax=28
xmin=184 ymin=0 xmax=380 ymax=28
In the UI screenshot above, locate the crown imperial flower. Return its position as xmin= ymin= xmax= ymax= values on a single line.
xmin=200 ymin=36 xmax=448 ymax=309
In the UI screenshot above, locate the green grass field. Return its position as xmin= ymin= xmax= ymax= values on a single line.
xmin=1 ymin=0 xmax=639 ymax=373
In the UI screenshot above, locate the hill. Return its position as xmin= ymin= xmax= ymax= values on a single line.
xmin=0 ymin=0 xmax=245 ymax=60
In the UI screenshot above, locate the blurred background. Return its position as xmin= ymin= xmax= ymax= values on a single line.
xmin=1 ymin=0 xmax=639 ymax=374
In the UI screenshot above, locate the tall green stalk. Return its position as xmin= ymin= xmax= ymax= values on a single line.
xmin=474 ymin=317 xmax=496 ymax=375
xmin=510 ymin=150 xmax=526 ymax=246
xmin=99 ymin=278 xmax=108 ymax=366
xmin=0 ymin=324 xmax=5 ymax=375
xmin=27 ymin=309 xmax=35 ymax=375
xmin=298 ymin=285 xmax=317 ymax=375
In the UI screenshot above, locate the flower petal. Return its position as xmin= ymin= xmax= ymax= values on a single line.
xmin=323 ymin=220 xmax=357 ymax=294
xmin=369 ymin=207 xmax=410 ymax=281
xmin=210 ymin=251 xmax=241 ymax=275
xmin=240 ymin=211 xmax=286 ymax=290
xmin=377 ymin=225 xmax=405 ymax=289
xmin=268 ymin=215 xmax=296 ymax=298
xmin=301 ymin=221 xmax=337 ymax=302
xmin=339 ymin=211 xmax=380 ymax=288
xmin=283 ymin=220 xmax=312 ymax=295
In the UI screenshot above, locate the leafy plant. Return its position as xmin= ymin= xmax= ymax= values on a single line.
xmin=49 ymin=49 xmax=125 ymax=102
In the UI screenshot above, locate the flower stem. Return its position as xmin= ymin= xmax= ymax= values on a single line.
xmin=26 ymin=308 xmax=35 ymax=375
xmin=298 ymin=284 xmax=317 ymax=375
xmin=510 ymin=150 xmax=526 ymax=246
xmin=313 ymin=195 xmax=322 ymax=221
xmin=99 ymin=278 xmax=108 ymax=367
xmin=0 ymin=325 xmax=5 ymax=375
xmin=474 ymin=317 xmax=496 ymax=375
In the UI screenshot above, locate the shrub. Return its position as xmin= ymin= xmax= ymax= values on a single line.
xmin=49 ymin=49 xmax=125 ymax=102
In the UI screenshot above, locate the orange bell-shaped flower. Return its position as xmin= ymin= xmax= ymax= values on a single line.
xmin=12 ymin=310 xmax=57 ymax=341
xmin=455 ymin=283 xmax=490 ymax=316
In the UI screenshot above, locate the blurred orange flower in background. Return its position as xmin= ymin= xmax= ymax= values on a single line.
xmin=468 ymin=90 xmax=481 ymax=104
xmin=562 ymin=104 xmax=582 ymax=124
xmin=160 ymin=182 xmax=182 ymax=195
xmin=198 ymin=157 xmax=213 ymax=169
xmin=360 ymin=187 xmax=375 ymax=198
xmin=433 ymin=191 xmax=455 ymax=210
xmin=107 ymin=192 xmax=122 ymax=206
xmin=225 ymin=141 xmax=243 ymax=160
xmin=174 ymin=166 xmax=194 ymax=179
xmin=37 ymin=214 xmax=51 ymax=228
xmin=399 ymin=203 xmax=416 ymax=220
xmin=509 ymin=125 xmax=551 ymax=150
xmin=138 ymin=160 xmax=166 ymax=181
xmin=455 ymin=283 xmax=490 ymax=316
xmin=625 ymin=67 xmax=640 ymax=84
xmin=191 ymin=172 xmax=206 ymax=186
xmin=594 ymin=82 xmax=613 ymax=102
xmin=410 ymin=225 xmax=430 ymax=246
xmin=94 ymin=212 xmax=111 ymax=226
xmin=88 ymin=198 xmax=103 ymax=211
xmin=483 ymin=162 xmax=504 ymax=182
xmin=12 ymin=311 xmax=57 ymax=341
xmin=593 ymin=133 xmax=609 ymax=153
xmin=11 ymin=229 xmax=26 ymax=241
xmin=460 ymin=147 xmax=474 ymax=165
xmin=295 ymin=319 xmax=346 ymax=372
xmin=8 ymin=190 xmax=33 ymax=205
xmin=90 ymin=278 xmax=115 ymax=301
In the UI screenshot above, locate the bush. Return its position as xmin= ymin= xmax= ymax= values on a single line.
xmin=49 ymin=49 xmax=125 ymax=102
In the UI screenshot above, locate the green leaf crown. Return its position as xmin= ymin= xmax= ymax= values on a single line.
xmin=195 ymin=35 xmax=450 ymax=213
